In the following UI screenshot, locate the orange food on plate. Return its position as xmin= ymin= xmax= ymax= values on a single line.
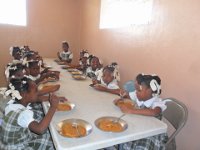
xmin=116 ymin=100 xmax=134 ymax=109
xmin=98 ymin=120 xmax=123 ymax=132
xmin=57 ymin=103 xmax=71 ymax=111
xmin=61 ymin=123 xmax=86 ymax=137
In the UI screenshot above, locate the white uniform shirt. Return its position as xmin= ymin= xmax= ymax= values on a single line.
xmin=5 ymin=100 xmax=34 ymax=128
xmin=100 ymin=79 xmax=119 ymax=89
xmin=26 ymin=74 xmax=40 ymax=81
xmin=86 ymin=67 xmax=101 ymax=77
xmin=129 ymin=91 xmax=167 ymax=112
xmin=59 ymin=51 xmax=73 ymax=61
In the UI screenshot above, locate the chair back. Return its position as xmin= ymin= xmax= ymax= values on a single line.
xmin=123 ymin=80 xmax=135 ymax=92
xmin=163 ymin=98 xmax=188 ymax=146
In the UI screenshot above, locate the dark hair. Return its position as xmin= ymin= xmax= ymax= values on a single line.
xmin=136 ymin=74 xmax=161 ymax=95
xmin=23 ymin=51 xmax=36 ymax=60
xmin=88 ymin=55 xmax=99 ymax=65
xmin=62 ymin=41 xmax=69 ymax=47
xmin=8 ymin=63 xmax=25 ymax=78
xmin=28 ymin=60 xmax=40 ymax=68
xmin=12 ymin=47 xmax=21 ymax=55
xmin=9 ymin=77 xmax=29 ymax=93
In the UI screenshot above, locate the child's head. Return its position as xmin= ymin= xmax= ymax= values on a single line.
xmin=80 ymin=50 xmax=89 ymax=59
xmin=10 ymin=47 xmax=22 ymax=60
xmin=5 ymin=63 xmax=26 ymax=80
xmin=102 ymin=63 xmax=120 ymax=84
xmin=6 ymin=77 xmax=38 ymax=102
xmin=90 ymin=56 xmax=101 ymax=70
xmin=135 ymin=74 xmax=161 ymax=101
xmin=62 ymin=41 xmax=69 ymax=52
xmin=27 ymin=61 xmax=40 ymax=77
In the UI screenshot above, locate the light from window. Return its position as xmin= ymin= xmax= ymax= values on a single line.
xmin=0 ymin=0 xmax=27 ymax=26
xmin=100 ymin=0 xmax=153 ymax=29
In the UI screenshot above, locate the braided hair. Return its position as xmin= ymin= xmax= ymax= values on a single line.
xmin=4 ymin=77 xmax=30 ymax=100
xmin=5 ymin=63 xmax=25 ymax=79
xmin=136 ymin=74 xmax=161 ymax=96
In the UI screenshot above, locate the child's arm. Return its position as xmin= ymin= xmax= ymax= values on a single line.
xmin=92 ymin=84 xmax=121 ymax=95
xmin=57 ymin=52 xmax=62 ymax=60
xmin=65 ymin=59 xmax=72 ymax=63
xmin=28 ymin=94 xmax=59 ymax=134
xmin=119 ymin=105 xmax=162 ymax=117
xmin=38 ymin=95 xmax=68 ymax=102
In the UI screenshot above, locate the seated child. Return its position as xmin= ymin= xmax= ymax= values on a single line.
xmin=57 ymin=41 xmax=73 ymax=63
xmin=24 ymin=60 xmax=60 ymax=96
xmin=9 ymin=46 xmax=23 ymax=64
xmin=0 ymin=77 xmax=62 ymax=149
xmin=76 ymin=53 xmax=90 ymax=73
xmin=111 ymin=73 xmax=168 ymax=150
xmin=25 ymin=60 xmax=59 ymax=84
xmin=91 ymin=62 xmax=121 ymax=95
xmin=5 ymin=63 xmax=26 ymax=81
xmin=86 ymin=55 xmax=103 ymax=78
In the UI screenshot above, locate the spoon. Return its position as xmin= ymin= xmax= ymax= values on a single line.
xmin=72 ymin=122 xmax=81 ymax=137
xmin=113 ymin=114 xmax=126 ymax=123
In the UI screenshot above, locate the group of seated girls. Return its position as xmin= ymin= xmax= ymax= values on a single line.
xmin=0 ymin=42 xmax=168 ymax=150
xmin=0 ymin=45 xmax=68 ymax=150
xmin=57 ymin=41 xmax=168 ymax=150
xmin=57 ymin=41 xmax=121 ymax=96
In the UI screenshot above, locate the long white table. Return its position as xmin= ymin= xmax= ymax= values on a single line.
xmin=42 ymin=58 xmax=167 ymax=150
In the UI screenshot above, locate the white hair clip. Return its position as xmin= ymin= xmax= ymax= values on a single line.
xmin=5 ymin=83 xmax=22 ymax=100
xmin=5 ymin=66 xmax=10 ymax=79
xmin=83 ymin=53 xmax=89 ymax=58
xmin=150 ymin=79 xmax=161 ymax=96
xmin=9 ymin=47 xmax=13 ymax=56
xmin=62 ymin=41 xmax=67 ymax=43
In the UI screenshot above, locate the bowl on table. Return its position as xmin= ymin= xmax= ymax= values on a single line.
xmin=95 ymin=116 xmax=128 ymax=133
xmin=56 ymin=119 xmax=93 ymax=138
xmin=56 ymin=101 xmax=75 ymax=112
xmin=114 ymin=99 xmax=135 ymax=109
xmin=72 ymin=75 xmax=87 ymax=80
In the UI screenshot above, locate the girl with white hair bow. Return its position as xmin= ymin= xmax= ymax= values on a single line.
xmin=91 ymin=62 xmax=121 ymax=95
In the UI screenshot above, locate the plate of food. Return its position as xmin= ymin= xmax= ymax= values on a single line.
xmin=95 ymin=116 xmax=128 ymax=133
xmin=72 ymin=75 xmax=86 ymax=80
xmin=45 ymin=77 xmax=58 ymax=82
xmin=37 ymin=84 xmax=60 ymax=95
xmin=71 ymin=71 xmax=83 ymax=75
xmin=57 ymin=101 xmax=75 ymax=111
xmin=114 ymin=99 xmax=135 ymax=109
xmin=57 ymin=61 xmax=66 ymax=65
xmin=54 ymin=59 xmax=60 ymax=62
xmin=56 ymin=119 xmax=93 ymax=138
xmin=67 ymin=68 xmax=78 ymax=72
xmin=61 ymin=65 xmax=70 ymax=69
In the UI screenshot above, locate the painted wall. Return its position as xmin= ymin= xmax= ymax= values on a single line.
xmin=0 ymin=0 xmax=81 ymax=85
xmin=79 ymin=0 xmax=200 ymax=150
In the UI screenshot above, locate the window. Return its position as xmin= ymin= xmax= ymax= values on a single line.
xmin=0 ymin=0 xmax=27 ymax=26
xmin=100 ymin=0 xmax=153 ymax=29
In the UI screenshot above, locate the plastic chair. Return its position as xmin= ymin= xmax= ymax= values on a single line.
xmin=123 ymin=80 xmax=135 ymax=92
xmin=163 ymin=98 xmax=188 ymax=150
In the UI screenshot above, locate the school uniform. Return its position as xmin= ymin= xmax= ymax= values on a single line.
xmin=100 ymin=79 xmax=120 ymax=89
xmin=100 ymin=92 xmax=168 ymax=150
xmin=59 ymin=51 xmax=73 ymax=61
xmin=86 ymin=67 xmax=101 ymax=78
xmin=0 ymin=100 xmax=54 ymax=150
xmin=26 ymin=74 xmax=41 ymax=81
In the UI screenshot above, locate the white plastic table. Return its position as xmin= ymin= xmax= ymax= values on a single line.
xmin=42 ymin=58 xmax=167 ymax=150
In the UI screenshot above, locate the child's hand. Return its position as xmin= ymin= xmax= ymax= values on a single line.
xmin=49 ymin=94 xmax=59 ymax=109
xmin=119 ymin=89 xmax=128 ymax=98
xmin=92 ymin=79 xmax=98 ymax=85
xmin=119 ymin=105 xmax=133 ymax=114
xmin=93 ymin=84 xmax=107 ymax=91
